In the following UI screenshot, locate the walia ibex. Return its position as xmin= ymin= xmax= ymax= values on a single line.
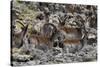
xmin=28 ymin=23 xmax=57 ymax=50
xmin=52 ymin=15 xmax=85 ymax=50
xmin=12 ymin=21 xmax=29 ymax=48
xmin=12 ymin=20 xmax=57 ymax=51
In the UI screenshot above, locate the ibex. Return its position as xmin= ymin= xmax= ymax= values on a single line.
xmin=12 ymin=21 xmax=29 ymax=48
xmin=52 ymin=15 xmax=85 ymax=50
xmin=12 ymin=20 xmax=57 ymax=51
xmin=28 ymin=23 xmax=57 ymax=50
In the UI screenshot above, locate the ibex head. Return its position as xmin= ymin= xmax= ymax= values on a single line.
xmin=58 ymin=14 xmax=74 ymax=26
xmin=41 ymin=23 xmax=57 ymax=38
xmin=58 ymin=15 xmax=68 ymax=26
xmin=12 ymin=20 xmax=29 ymax=48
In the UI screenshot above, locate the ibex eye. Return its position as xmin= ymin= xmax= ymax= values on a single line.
xmin=59 ymin=42 xmax=64 ymax=48
xmin=53 ymin=42 xmax=57 ymax=47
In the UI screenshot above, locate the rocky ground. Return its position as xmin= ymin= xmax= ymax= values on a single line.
xmin=12 ymin=45 xmax=97 ymax=66
xmin=11 ymin=1 xmax=97 ymax=66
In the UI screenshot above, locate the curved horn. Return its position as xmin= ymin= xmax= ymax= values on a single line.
xmin=62 ymin=16 xmax=68 ymax=25
xmin=15 ymin=20 xmax=25 ymax=28
xmin=17 ymin=21 xmax=25 ymax=28
xmin=22 ymin=24 xmax=29 ymax=37
xmin=58 ymin=16 xmax=62 ymax=24
xmin=58 ymin=15 xmax=68 ymax=26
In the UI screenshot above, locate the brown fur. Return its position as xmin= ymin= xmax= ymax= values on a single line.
xmin=60 ymin=27 xmax=81 ymax=33
xmin=29 ymin=34 xmax=52 ymax=48
xmin=63 ymin=39 xmax=80 ymax=44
